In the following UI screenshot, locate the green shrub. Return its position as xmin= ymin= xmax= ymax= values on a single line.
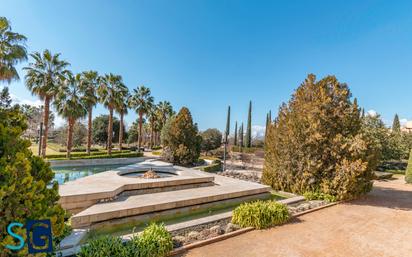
xmin=232 ymin=201 xmax=290 ymax=229
xmin=405 ymin=150 xmax=412 ymax=183
xmin=0 ymin=103 xmax=66 ymax=256
xmin=152 ymin=151 xmax=162 ymax=156
xmin=303 ymin=191 xmax=337 ymax=202
xmin=46 ymin=149 xmax=131 ymax=159
xmin=77 ymin=236 xmax=129 ymax=257
xmin=131 ymin=223 xmax=173 ymax=257
xmin=47 ymin=151 xmax=141 ymax=160
xmin=151 ymin=146 xmax=162 ymax=150
xmin=58 ymin=147 xmax=99 ymax=152
xmin=201 ymin=160 xmax=222 ymax=172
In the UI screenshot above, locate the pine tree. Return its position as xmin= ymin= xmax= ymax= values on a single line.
xmin=225 ymin=106 xmax=230 ymax=142
xmin=239 ymin=123 xmax=244 ymax=147
xmin=245 ymin=101 xmax=252 ymax=148
xmin=162 ymin=107 xmax=201 ymax=165
xmin=263 ymin=74 xmax=377 ymax=200
xmin=392 ymin=114 xmax=401 ymax=133
xmin=234 ymin=121 xmax=238 ymax=146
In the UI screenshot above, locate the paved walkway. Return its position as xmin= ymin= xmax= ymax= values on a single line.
xmin=183 ymin=176 xmax=412 ymax=257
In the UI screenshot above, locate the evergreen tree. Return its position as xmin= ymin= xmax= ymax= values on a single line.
xmin=392 ymin=114 xmax=401 ymax=133
xmin=263 ymin=74 xmax=378 ymax=200
xmin=239 ymin=122 xmax=244 ymax=147
xmin=0 ymin=92 xmax=66 ymax=256
xmin=162 ymin=107 xmax=201 ymax=165
xmin=245 ymin=101 xmax=252 ymax=147
xmin=234 ymin=121 xmax=238 ymax=146
xmin=225 ymin=106 xmax=230 ymax=142
xmin=265 ymin=113 xmax=270 ymax=137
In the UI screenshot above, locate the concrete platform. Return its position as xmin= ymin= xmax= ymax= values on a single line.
xmin=59 ymin=160 xmax=215 ymax=213
xmin=71 ymin=175 xmax=270 ymax=228
xmin=58 ymin=159 xmax=271 ymax=229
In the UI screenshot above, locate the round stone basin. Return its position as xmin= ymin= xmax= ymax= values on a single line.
xmin=120 ymin=170 xmax=177 ymax=178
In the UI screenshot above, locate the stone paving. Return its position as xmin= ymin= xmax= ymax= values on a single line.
xmin=183 ymin=176 xmax=412 ymax=257
xmin=59 ymin=159 xmax=271 ymax=228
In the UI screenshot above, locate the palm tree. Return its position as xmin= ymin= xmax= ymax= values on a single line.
xmin=54 ymin=72 xmax=87 ymax=158
xmin=129 ymin=86 xmax=154 ymax=151
xmin=115 ymin=91 xmax=130 ymax=151
xmin=97 ymin=73 xmax=128 ymax=155
xmin=147 ymin=104 xmax=158 ymax=148
xmin=24 ymin=50 xmax=70 ymax=157
xmin=80 ymin=70 xmax=99 ymax=155
xmin=157 ymin=101 xmax=173 ymax=126
xmin=156 ymin=101 xmax=173 ymax=145
xmin=0 ymin=17 xmax=27 ymax=83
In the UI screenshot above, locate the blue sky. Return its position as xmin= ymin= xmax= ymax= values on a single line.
xmin=3 ymin=0 xmax=412 ymax=134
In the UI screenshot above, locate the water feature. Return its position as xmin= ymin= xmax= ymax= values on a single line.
xmin=52 ymin=164 xmax=126 ymax=184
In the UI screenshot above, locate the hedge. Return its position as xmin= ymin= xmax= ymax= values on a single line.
xmin=45 ymin=150 xmax=132 ymax=159
xmin=48 ymin=152 xmax=142 ymax=161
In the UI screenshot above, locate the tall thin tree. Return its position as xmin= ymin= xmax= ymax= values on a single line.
xmin=392 ymin=114 xmax=401 ymax=133
xmin=97 ymin=73 xmax=128 ymax=156
xmin=116 ymin=100 xmax=129 ymax=151
xmin=129 ymin=86 xmax=154 ymax=151
xmin=234 ymin=121 xmax=238 ymax=146
xmin=239 ymin=122 xmax=244 ymax=147
xmin=24 ymin=50 xmax=70 ymax=157
xmin=80 ymin=70 xmax=99 ymax=155
xmin=223 ymin=105 xmax=230 ymax=171
xmin=245 ymin=101 xmax=252 ymax=148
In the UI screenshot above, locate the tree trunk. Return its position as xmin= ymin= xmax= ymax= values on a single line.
xmin=138 ymin=112 xmax=143 ymax=151
xmin=119 ymin=111 xmax=124 ymax=151
xmin=41 ymin=96 xmax=50 ymax=158
xmin=107 ymin=108 xmax=113 ymax=156
xmin=150 ymin=121 xmax=154 ymax=149
xmin=66 ymin=118 xmax=74 ymax=159
xmin=87 ymin=106 xmax=93 ymax=155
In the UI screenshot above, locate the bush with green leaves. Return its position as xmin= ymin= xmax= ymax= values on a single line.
xmin=77 ymin=236 xmax=130 ymax=257
xmin=232 ymin=201 xmax=290 ymax=229
xmin=131 ymin=223 xmax=173 ymax=257
xmin=79 ymin=223 xmax=173 ymax=257
xmin=200 ymin=160 xmax=222 ymax=172
xmin=200 ymin=128 xmax=222 ymax=154
xmin=405 ymin=150 xmax=412 ymax=183
xmin=0 ymin=99 xmax=66 ymax=256
xmin=263 ymin=74 xmax=377 ymax=200
xmin=303 ymin=191 xmax=337 ymax=202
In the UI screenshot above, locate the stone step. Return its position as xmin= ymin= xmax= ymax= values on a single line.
xmin=71 ymin=175 xmax=271 ymax=228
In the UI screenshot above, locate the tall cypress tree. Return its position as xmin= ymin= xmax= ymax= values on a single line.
xmin=265 ymin=112 xmax=270 ymax=140
xmin=239 ymin=122 xmax=244 ymax=147
xmin=392 ymin=114 xmax=401 ymax=133
xmin=225 ymin=106 xmax=230 ymax=142
xmin=234 ymin=121 xmax=238 ymax=146
xmin=245 ymin=101 xmax=252 ymax=147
